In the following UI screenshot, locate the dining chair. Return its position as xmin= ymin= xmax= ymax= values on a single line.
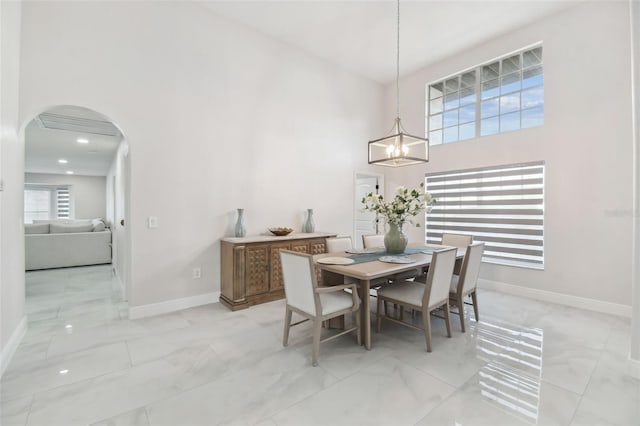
xmin=449 ymin=242 xmax=484 ymax=332
xmin=376 ymin=247 xmax=457 ymax=352
xmin=280 ymin=249 xmax=361 ymax=366
xmin=362 ymin=234 xmax=385 ymax=249
xmin=441 ymin=233 xmax=473 ymax=248
xmin=325 ymin=236 xmax=353 ymax=253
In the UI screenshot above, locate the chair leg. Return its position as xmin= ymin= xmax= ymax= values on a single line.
xmin=354 ymin=309 xmax=362 ymax=346
xmin=458 ymin=294 xmax=466 ymax=333
xmin=283 ymin=306 xmax=292 ymax=347
xmin=444 ymin=302 xmax=452 ymax=338
xmin=471 ymin=291 xmax=479 ymax=322
xmin=311 ymin=318 xmax=322 ymax=367
xmin=376 ymin=297 xmax=383 ymax=333
xmin=422 ymin=309 xmax=432 ymax=352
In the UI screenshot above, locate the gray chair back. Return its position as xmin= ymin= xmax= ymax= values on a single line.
xmin=325 ymin=236 xmax=353 ymax=253
xmin=458 ymin=242 xmax=485 ymax=294
xmin=280 ymin=250 xmax=318 ymax=316
xmin=362 ymin=234 xmax=384 ymax=249
xmin=423 ymin=247 xmax=457 ymax=309
xmin=441 ymin=233 xmax=473 ymax=248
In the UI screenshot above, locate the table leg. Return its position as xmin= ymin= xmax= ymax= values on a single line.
xmin=360 ymin=279 xmax=371 ymax=350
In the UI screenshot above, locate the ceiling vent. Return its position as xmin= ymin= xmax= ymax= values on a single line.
xmin=35 ymin=113 xmax=122 ymax=137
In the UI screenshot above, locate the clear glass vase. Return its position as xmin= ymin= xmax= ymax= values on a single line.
xmin=384 ymin=222 xmax=408 ymax=254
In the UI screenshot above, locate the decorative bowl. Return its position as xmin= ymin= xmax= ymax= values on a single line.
xmin=268 ymin=227 xmax=293 ymax=236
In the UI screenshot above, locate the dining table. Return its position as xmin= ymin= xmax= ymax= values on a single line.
xmin=314 ymin=245 xmax=466 ymax=350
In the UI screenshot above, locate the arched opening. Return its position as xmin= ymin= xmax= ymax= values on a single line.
xmin=22 ymin=105 xmax=131 ymax=318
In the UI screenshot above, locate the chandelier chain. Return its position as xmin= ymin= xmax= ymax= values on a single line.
xmin=396 ymin=0 xmax=400 ymax=119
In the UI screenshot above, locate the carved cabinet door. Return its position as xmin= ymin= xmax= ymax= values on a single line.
xmin=269 ymin=242 xmax=291 ymax=291
xmin=245 ymin=245 xmax=270 ymax=296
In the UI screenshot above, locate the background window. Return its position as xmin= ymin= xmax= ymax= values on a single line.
xmin=425 ymin=161 xmax=545 ymax=269
xmin=427 ymin=45 xmax=543 ymax=144
xmin=24 ymin=185 xmax=71 ymax=223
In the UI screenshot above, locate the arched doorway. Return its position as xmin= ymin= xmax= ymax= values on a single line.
xmin=22 ymin=105 xmax=131 ymax=315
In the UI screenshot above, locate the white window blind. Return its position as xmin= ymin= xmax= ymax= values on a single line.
xmin=425 ymin=161 xmax=545 ymax=269
xmin=56 ymin=187 xmax=70 ymax=218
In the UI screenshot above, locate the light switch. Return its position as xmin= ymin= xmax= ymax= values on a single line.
xmin=147 ymin=216 xmax=159 ymax=228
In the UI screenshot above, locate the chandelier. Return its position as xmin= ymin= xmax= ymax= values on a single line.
xmin=368 ymin=0 xmax=429 ymax=167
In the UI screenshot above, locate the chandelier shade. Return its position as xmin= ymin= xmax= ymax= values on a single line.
xmin=368 ymin=118 xmax=429 ymax=167
xmin=367 ymin=0 xmax=429 ymax=167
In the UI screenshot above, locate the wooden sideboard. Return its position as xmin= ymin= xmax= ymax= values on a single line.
xmin=220 ymin=232 xmax=336 ymax=311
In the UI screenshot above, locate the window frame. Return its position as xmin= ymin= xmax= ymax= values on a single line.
xmin=426 ymin=43 xmax=543 ymax=145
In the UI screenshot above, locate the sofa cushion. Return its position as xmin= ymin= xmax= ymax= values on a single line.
xmin=25 ymin=223 xmax=50 ymax=234
xmin=92 ymin=219 xmax=106 ymax=232
xmin=50 ymin=223 xmax=94 ymax=233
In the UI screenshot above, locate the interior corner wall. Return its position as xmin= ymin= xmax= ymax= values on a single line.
xmin=0 ymin=0 xmax=25 ymax=370
xmin=25 ymin=173 xmax=107 ymax=220
xmin=382 ymin=1 xmax=634 ymax=306
xmin=18 ymin=1 xmax=385 ymax=309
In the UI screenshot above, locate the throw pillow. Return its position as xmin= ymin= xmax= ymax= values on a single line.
xmin=50 ymin=223 xmax=94 ymax=233
xmin=25 ymin=223 xmax=50 ymax=234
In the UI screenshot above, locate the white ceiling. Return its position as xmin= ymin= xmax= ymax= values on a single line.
xmin=199 ymin=0 xmax=583 ymax=84
xmin=25 ymin=106 xmax=122 ymax=177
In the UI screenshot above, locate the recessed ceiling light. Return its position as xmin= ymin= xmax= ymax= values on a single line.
xmin=66 ymin=171 xmax=74 ymax=175
xmin=87 ymin=150 xmax=98 ymax=154
xmin=58 ymin=159 xmax=68 ymax=164
xmin=77 ymin=138 xmax=89 ymax=144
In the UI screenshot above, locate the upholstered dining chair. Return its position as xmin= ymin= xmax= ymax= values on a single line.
xmin=441 ymin=233 xmax=473 ymax=248
xmin=376 ymin=247 xmax=457 ymax=352
xmin=280 ymin=249 xmax=361 ymax=366
xmin=362 ymin=234 xmax=385 ymax=249
xmin=325 ymin=236 xmax=353 ymax=253
xmin=441 ymin=233 xmax=473 ymax=274
xmin=449 ymin=242 xmax=484 ymax=332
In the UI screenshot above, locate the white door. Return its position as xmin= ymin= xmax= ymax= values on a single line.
xmin=354 ymin=173 xmax=383 ymax=248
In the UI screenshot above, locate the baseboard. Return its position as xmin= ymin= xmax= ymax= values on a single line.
xmin=128 ymin=291 xmax=220 ymax=319
xmin=0 ymin=316 xmax=27 ymax=377
xmin=629 ymin=354 xmax=640 ymax=379
xmin=478 ymin=278 xmax=632 ymax=318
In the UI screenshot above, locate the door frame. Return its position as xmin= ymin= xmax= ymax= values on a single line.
xmin=354 ymin=171 xmax=384 ymax=248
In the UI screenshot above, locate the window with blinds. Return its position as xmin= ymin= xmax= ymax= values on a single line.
xmin=425 ymin=161 xmax=545 ymax=269
xmin=24 ymin=185 xmax=72 ymax=222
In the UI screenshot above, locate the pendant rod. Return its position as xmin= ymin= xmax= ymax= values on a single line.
xmin=396 ymin=0 xmax=400 ymax=120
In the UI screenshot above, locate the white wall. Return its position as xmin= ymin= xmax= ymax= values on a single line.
xmin=18 ymin=1 xmax=385 ymax=309
xmin=0 ymin=0 xmax=26 ymax=373
xmin=380 ymin=1 xmax=634 ymax=306
xmin=25 ymin=172 xmax=107 ymax=220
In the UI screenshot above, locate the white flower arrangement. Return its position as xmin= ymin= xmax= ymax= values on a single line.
xmin=361 ymin=182 xmax=435 ymax=228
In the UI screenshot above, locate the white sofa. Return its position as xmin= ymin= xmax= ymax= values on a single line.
xmin=25 ymin=219 xmax=112 ymax=271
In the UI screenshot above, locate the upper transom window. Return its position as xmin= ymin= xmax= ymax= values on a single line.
xmin=426 ymin=45 xmax=543 ymax=145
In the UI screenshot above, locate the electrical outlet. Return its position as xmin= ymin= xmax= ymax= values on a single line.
xmin=192 ymin=267 xmax=201 ymax=279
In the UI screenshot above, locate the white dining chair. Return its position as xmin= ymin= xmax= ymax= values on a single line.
xmin=449 ymin=242 xmax=484 ymax=332
xmin=376 ymin=247 xmax=457 ymax=352
xmin=325 ymin=236 xmax=353 ymax=253
xmin=441 ymin=233 xmax=473 ymax=248
xmin=362 ymin=234 xmax=385 ymax=249
xmin=280 ymin=249 xmax=361 ymax=366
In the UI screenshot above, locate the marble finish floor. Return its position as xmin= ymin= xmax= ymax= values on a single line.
xmin=1 ymin=265 xmax=638 ymax=426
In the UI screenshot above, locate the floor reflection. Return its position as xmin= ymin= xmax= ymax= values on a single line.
xmin=473 ymin=317 xmax=544 ymax=424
